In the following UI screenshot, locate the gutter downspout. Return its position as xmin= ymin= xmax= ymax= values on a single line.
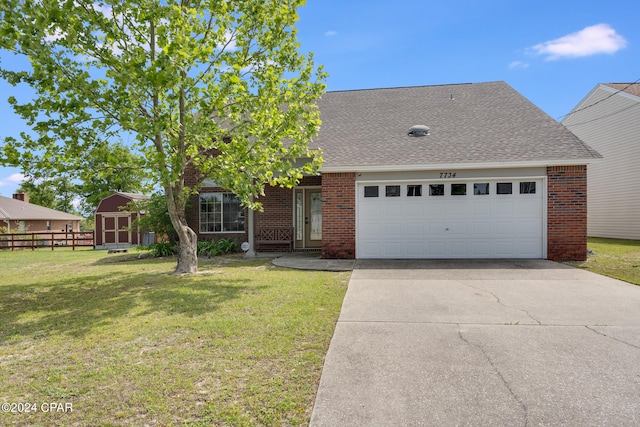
xmin=245 ymin=199 xmax=256 ymax=258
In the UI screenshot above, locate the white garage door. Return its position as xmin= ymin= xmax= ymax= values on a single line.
xmin=357 ymin=180 xmax=544 ymax=259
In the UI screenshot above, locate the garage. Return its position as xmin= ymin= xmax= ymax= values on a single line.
xmin=356 ymin=178 xmax=545 ymax=259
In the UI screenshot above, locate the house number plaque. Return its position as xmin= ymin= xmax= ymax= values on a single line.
xmin=439 ymin=172 xmax=457 ymax=178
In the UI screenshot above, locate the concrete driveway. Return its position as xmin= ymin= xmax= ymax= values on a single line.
xmin=310 ymin=260 xmax=640 ymax=427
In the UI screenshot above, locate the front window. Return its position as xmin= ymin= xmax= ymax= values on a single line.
xmin=200 ymin=193 xmax=245 ymax=233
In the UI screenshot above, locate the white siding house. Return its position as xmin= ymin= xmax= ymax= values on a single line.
xmin=563 ymin=83 xmax=640 ymax=239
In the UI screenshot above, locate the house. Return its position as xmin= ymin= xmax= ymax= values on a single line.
xmin=94 ymin=192 xmax=148 ymax=250
xmin=0 ymin=192 xmax=82 ymax=233
xmin=562 ymin=83 xmax=640 ymax=240
xmin=187 ymin=81 xmax=602 ymax=261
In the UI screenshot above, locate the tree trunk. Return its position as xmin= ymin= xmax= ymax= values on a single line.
xmin=165 ymin=184 xmax=198 ymax=274
xmin=174 ymin=220 xmax=198 ymax=274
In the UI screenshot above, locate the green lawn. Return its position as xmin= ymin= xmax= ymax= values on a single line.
xmin=567 ymin=237 xmax=640 ymax=286
xmin=0 ymin=249 xmax=349 ymax=426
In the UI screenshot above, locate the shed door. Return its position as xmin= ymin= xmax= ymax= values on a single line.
xmin=357 ymin=180 xmax=544 ymax=259
xmin=103 ymin=215 xmax=131 ymax=246
xmin=103 ymin=216 xmax=117 ymax=244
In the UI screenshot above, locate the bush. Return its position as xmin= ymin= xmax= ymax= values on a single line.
xmin=145 ymin=239 xmax=237 ymax=258
xmin=197 ymin=238 xmax=238 ymax=257
xmin=197 ymin=240 xmax=212 ymax=256
xmin=147 ymin=242 xmax=177 ymax=257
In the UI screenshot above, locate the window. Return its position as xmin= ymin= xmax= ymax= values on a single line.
xmin=451 ymin=183 xmax=467 ymax=196
xmin=46 ymin=220 xmax=51 ymax=231
xmin=474 ymin=183 xmax=490 ymax=195
xmin=407 ymin=185 xmax=422 ymax=197
xmin=520 ymin=182 xmax=536 ymax=194
xmin=429 ymin=184 xmax=444 ymax=196
xmin=497 ymin=183 xmax=512 ymax=195
xmin=364 ymin=186 xmax=379 ymax=198
xmin=385 ymin=185 xmax=401 ymax=197
xmin=200 ymin=193 xmax=245 ymax=233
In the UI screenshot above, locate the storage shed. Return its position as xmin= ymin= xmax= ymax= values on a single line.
xmin=94 ymin=192 xmax=147 ymax=250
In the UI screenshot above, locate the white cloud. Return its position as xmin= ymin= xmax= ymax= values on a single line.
xmin=44 ymin=27 xmax=66 ymax=43
xmin=531 ymin=24 xmax=627 ymax=60
xmin=508 ymin=60 xmax=530 ymax=70
xmin=325 ymin=30 xmax=337 ymax=37
xmin=0 ymin=173 xmax=25 ymax=187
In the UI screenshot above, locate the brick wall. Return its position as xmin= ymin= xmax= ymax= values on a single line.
xmin=321 ymin=172 xmax=356 ymax=259
xmin=547 ymin=165 xmax=587 ymax=261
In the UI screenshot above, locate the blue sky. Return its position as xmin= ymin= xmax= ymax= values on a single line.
xmin=1 ymin=0 xmax=639 ymax=197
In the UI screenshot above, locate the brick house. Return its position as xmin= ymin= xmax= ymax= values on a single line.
xmin=0 ymin=192 xmax=82 ymax=233
xmin=187 ymin=81 xmax=601 ymax=261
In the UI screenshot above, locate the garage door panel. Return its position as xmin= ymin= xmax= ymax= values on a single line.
xmin=471 ymin=241 xmax=492 ymax=257
xmin=493 ymin=200 xmax=515 ymax=216
xmin=405 ymin=203 xmax=425 ymax=219
xmin=494 ymin=222 xmax=515 ymax=236
xmin=472 ymin=199 xmax=493 ymax=216
xmin=450 ymin=241 xmax=468 ymax=257
xmin=447 ymin=200 xmax=469 ymax=217
xmin=427 ymin=241 xmax=447 ymax=256
xmin=494 ymin=241 xmax=515 ymax=257
xmin=359 ymin=241 xmax=381 ymax=258
xmin=427 ymin=203 xmax=447 ymax=217
xmin=517 ymin=219 xmax=541 ymax=237
xmin=470 ymin=221 xmax=494 ymax=237
xmin=382 ymin=241 xmax=402 ymax=257
xmin=357 ymin=180 xmax=543 ymax=259
xmin=515 ymin=199 xmax=541 ymax=216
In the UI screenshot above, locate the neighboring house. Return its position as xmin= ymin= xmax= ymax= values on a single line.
xmin=187 ymin=81 xmax=601 ymax=261
xmin=562 ymin=83 xmax=640 ymax=240
xmin=0 ymin=192 xmax=82 ymax=233
xmin=94 ymin=192 xmax=147 ymax=250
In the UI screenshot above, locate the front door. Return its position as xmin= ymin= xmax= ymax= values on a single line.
xmin=295 ymin=188 xmax=322 ymax=249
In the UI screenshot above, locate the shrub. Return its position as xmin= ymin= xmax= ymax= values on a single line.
xmin=197 ymin=240 xmax=212 ymax=256
xmin=147 ymin=242 xmax=177 ymax=257
xmin=196 ymin=238 xmax=238 ymax=257
xmin=215 ymin=238 xmax=238 ymax=255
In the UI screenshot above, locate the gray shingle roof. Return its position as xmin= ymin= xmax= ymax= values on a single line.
xmin=0 ymin=195 xmax=83 ymax=221
xmin=313 ymin=81 xmax=601 ymax=170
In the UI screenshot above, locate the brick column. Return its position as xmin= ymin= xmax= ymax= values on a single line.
xmin=547 ymin=165 xmax=587 ymax=261
xmin=321 ymin=172 xmax=356 ymax=259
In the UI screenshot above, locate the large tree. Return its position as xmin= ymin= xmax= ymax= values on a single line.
xmin=17 ymin=143 xmax=151 ymax=217
xmin=0 ymin=0 xmax=325 ymax=273
xmin=17 ymin=175 xmax=79 ymax=213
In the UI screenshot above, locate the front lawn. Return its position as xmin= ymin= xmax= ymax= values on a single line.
xmin=567 ymin=237 xmax=640 ymax=286
xmin=0 ymin=249 xmax=349 ymax=426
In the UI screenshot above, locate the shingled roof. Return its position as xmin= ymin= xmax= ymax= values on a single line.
xmin=0 ymin=195 xmax=83 ymax=221
xmin=313 ymin=81 xmax=601 ymax=171
xmin=605 ymin=83 xmax=640 ymax=98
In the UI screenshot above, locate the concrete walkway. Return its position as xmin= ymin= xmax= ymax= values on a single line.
xmin=310 ymin=259 xmax=640 ymax=426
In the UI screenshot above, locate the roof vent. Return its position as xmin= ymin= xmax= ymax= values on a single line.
xmin=408 ymin=124 xmax=429 ymax=137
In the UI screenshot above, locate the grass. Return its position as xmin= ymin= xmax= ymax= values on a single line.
xmin=0 ymin=248 xmax=350 ymax=426
xmin=567 ymin=237 xmax=640 ymax=285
